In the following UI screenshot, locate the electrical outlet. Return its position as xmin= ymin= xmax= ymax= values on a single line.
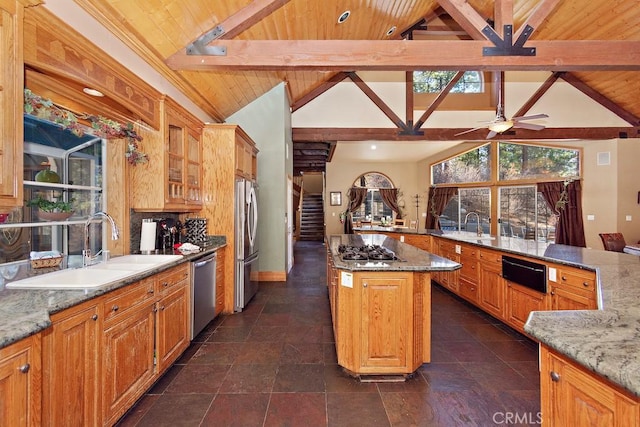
xmin=587 ymin=215 xmax=595 ymax=221
xmin=626 ymin=215 xmax=632 ymax=221
xmin=400 ymin=235 xmax=405 ymax=242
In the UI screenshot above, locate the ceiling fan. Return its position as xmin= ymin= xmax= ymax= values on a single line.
xmin=454 ymin=73 xmax=549 ymax=139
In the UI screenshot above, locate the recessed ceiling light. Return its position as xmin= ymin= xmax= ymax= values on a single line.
xmin=83 ymin=87 xmax=104 ymax=97
xmin=371 ymin=144 xmax=377 ymax=150
xmin=386 ymin=26 xmax=397 ymax=36
xmin=337 ymin=10 xmax=350 ymax=24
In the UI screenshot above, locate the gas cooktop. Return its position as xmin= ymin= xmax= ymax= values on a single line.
xmin=337 ymin=244 xmax=399 ymax=261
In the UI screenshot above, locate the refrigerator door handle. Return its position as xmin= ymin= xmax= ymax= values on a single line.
xmin=247 ymin=184 xmax=258 ymax=249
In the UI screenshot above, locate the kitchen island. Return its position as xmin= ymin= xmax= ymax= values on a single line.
xmin=326 ymin=234 xmax=460 ymax=378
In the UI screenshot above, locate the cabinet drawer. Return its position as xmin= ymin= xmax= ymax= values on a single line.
xmin=103 ymin=278 xmax=155 ymax=324
xmin=479 ymin=249 xmax=501 ymax=264
xmin=156 ymin=264 xmax=189 ymax=294
xmin=459 ymin=279 xmax=478 ymax=303
xmin=555 ymin=268 xmax=596 ymax=292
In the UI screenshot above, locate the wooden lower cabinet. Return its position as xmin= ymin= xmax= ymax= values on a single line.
xmin=478 ymin=257 xmax=505 ymax=320
xmin=506 ymin=281 xmax=547 ymax=331
xmin=104 ymin=264 xmax=190 ymax=425
xmin=0 ymin=334 xmax=41 ymax=427
xmin=540 ymin=345 xmax=639 ymax=426
xmin=549 ymin=265 xmax=597 ymax=310
xmin=334 ymin=270 xmax=430 ymax=375
xmin=103 ymin=301 xmax=156 ymax=425
xmin=215 ymin=248 xmax=225 ymax=316
xmin=42 ymin=300 xmax=101 ymax=426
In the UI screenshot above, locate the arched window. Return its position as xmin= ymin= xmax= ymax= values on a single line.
xmin=351 ymin=172 xmax=396 ymax=222
xmin=413 ymin=71 xmax=483 ymax=93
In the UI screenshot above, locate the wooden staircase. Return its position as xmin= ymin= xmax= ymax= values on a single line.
xmin=299 ymin=193 xmax=324 ymax=241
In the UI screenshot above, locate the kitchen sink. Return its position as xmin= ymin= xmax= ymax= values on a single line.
xmin=6 ymin=267 xmax=136 ymax=290
xmin=6 ymin=254 xmax=184 ymax=290
xmin=442 ymin=232 xmax=496 ymax=242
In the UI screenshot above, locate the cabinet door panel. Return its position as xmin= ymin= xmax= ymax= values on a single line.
xmin=479 ymin=263 xmax=504 ymax=320
xmin=43 ymin=304 xmax=100 ymax=426
xmin=156 ymin=286 xmax=190 ymax=374
xmin=360 ymin=276 xmax=409 ymax=369
xmin=0 ymin=335 xmax=40 ymax=427
xmin=103 ymin=305 xmax=155 ymax=425
xmin=506 ymin=282 xmax=546 ymax=331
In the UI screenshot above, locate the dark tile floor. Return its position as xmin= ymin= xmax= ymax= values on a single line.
xmin=117 ymin=241 xmax=540 ymax=426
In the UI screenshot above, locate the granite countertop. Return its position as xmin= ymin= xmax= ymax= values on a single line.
xmin=369 ymin=228 xmax=640 ymax=397
xmin=328 ymin=234 xmax=460 ymax=272
xmin=0 ymin=237 xmax=226 ymax=350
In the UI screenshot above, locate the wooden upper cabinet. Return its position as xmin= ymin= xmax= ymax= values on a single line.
xmin=0 ymin=0 xmax=27 ymax=213
xmin=130 ymin=96 xmax=203 ymax=212
xmin=235 ymin=132 xmax=258 ymax=180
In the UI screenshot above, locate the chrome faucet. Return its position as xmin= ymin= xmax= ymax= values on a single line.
xmin=83 ymin=211 xmax=119 ymax=267
xmin=464 ymin=211 xmax=483 ymax=237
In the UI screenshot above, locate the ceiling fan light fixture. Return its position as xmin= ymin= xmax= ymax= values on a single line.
xmin=487 ymin=120 xmax=514 ymax=133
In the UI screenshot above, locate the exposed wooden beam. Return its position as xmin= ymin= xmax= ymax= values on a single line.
xmin=514 ymin=0 xmax=562 ymax=40
xmin=347 ymin=72 xmax=406 ymax=129
xmin=512 ymin=72 xmax=560 ymax=118
xmin=414 ymin=71 xmax=464 ymax=130
xmin=168 ymin=0 xmax=291 ymax=60
xmin=292 ymin=127 xmax=640 ymax=142
xmin=494 ymin=0 xmax=513 ymax=38
xmin=560 ymin=73 xmax=640 ymax=126
xmin=166 ymin=40 xmax=640 ymax=72
xmin=291 ymin=72 xmax=349 ymax=112
xmin=436 ymin=0 xmax=490 ymax=40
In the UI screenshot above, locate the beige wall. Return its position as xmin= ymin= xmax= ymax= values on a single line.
xmin=303 ymin=173 xmax=324 ymax=194
xmin=326 ymin=139 xmax=640 ymax=248
xmin=325 ymin=161 xmax=420 ymax=236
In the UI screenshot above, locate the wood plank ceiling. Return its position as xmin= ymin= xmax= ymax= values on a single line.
xmin=74 ymin=0 xmax=640 ymax=175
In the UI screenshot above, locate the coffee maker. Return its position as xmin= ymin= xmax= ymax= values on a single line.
xmin=155 ymin=218 xmax=183 ymax=251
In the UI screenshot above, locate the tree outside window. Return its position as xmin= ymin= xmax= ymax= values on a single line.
xmin=413 ymin=71 xmax=482 ymax=93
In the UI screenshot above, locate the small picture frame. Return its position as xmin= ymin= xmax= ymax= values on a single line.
xmin=330 ymin=191 xmax=342 ymax=206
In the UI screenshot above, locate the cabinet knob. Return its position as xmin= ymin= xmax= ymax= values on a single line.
xmin=148 ymin=289 xmax=155 ymax=294
xmin=112 ymin=305 xmax=119 ymax=312
xmin=561 ymin=276 xmax=567 ymax=281
xmin=91 ymin=314 xmax=98 ymax=321
xmin=550 ymin=371 xmax=561 ymax=382
xmin=18 ymin=363 xmax=30 ymax=374
xmin=583 ymin=282 xmax=589 ymax=287
xmin=160 ymin=305 xmax=165 ymax=311
xmin=550 ymin=291 xmax=555 ymax=296
xmin=163 ymin=282 xmax=169 ymax=287
xmin=363 ymin=283 xmax=368 ymax=288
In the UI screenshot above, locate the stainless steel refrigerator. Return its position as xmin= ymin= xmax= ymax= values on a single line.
xmin=235 ymin=178 xmax=259 ymax=311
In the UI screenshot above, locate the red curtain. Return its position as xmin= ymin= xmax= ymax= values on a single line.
xmin=379 ymin=188 xmax=402 ymax=219
xmin=425 ymin=187 xmax=458 ymax=230
xmin=538 ymin=180 xmax=586 ymax=247
xmin=344 ymin=187 xmax=368 ymax=234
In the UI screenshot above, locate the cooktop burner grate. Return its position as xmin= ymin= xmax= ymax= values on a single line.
xmin=338 ymin=244 xmax=398 ymax=261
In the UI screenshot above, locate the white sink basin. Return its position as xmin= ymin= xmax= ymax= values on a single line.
xmin=6 ymin=254 xmax=183 ymax=290
xmin=6 ymin=268 xmax=135 ymax=290
xmin=442 ymin=232 xmax=496 ymax=242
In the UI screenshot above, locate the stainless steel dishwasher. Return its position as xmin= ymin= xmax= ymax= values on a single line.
xmin=191 ymin=252 xmax=217 ymax=339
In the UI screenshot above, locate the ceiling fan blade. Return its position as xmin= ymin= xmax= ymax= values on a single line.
xmin=513 ymin=122 xmax=546 ymax=131
xmin=512 ymin=113 xmax=549 ymax=122
xmin=486 ymin=130 xmax=498 ymax=139
xmin=454 ymin=126 xmax=486 ymax=136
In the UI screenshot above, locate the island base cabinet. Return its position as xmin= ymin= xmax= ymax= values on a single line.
xmin=540 ymin=345 xmax=639 ymax=426
xmin=103 ymin=304 xmax=156 ymax=426
xmin=42 ymin=301 xmax=100 ymax=426
xmin=0 ymin=334 xmax=41 ymax=427
xmin=335 ymin=270 xmax=429 ymax=376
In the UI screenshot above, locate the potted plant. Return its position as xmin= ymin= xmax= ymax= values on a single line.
xmin=27 ymin=195 xmax=75 ymax=221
